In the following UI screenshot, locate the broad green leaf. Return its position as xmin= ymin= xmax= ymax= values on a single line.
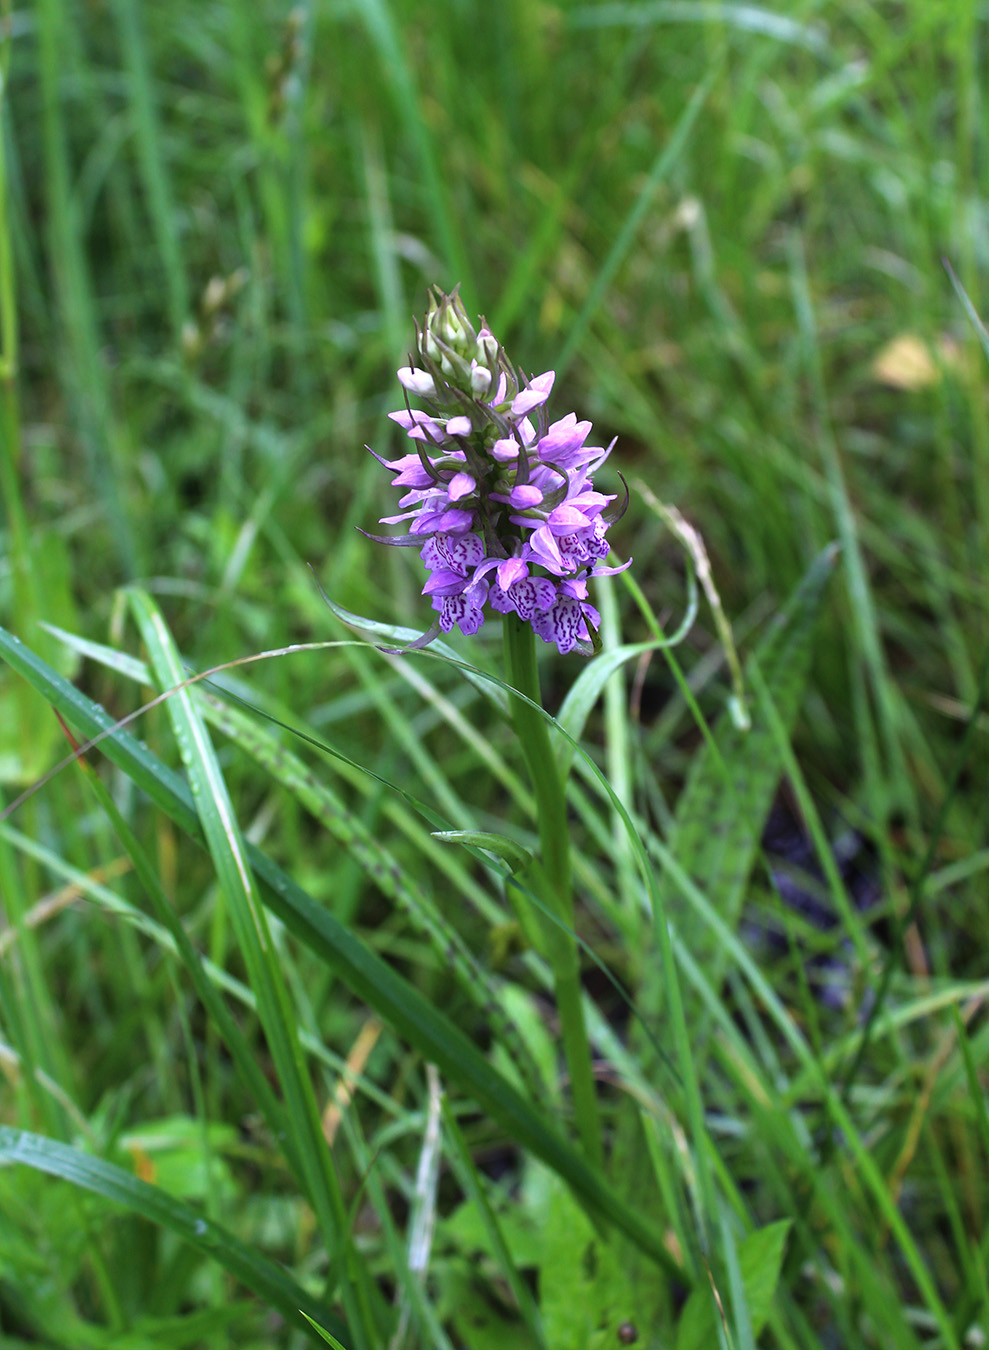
xmin=118 ymin=1115 xmax=238 ymax=1204
xmin=441 ymin=1099 xmax=547 ymax=1348
xmin=436 ymin=1265 xmax=541 ymax=1350
xmin=538 ymin=1170 xmax=636 ymax=1350
xmin=0 ymin=1126 xmax=346 ymax=1344
xmin=675 ymin=1220 xmax=791 ymax=1349
xmin=659 ymin=546 xmax=837 ymax=996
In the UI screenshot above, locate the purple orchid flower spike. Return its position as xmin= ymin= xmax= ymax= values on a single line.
xmin=367 ymin=285 xmax=630 ymax=654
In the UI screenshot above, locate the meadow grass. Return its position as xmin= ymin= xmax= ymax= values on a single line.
xmin=0 ymin=1 xmax=987 ymax=1346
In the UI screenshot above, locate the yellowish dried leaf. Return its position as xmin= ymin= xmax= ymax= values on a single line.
xmin=872 ymin=333 xmax=939 ymax=390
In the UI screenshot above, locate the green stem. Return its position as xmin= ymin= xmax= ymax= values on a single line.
xmin=502 ymin=613 xmax=603 ymax=1170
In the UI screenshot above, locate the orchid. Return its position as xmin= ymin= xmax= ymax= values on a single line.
xmin=366 ymin=287 xmax=629 ymax=654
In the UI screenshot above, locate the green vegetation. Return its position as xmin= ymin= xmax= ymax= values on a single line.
xmin=1 ymin=1 xmax=986 ymax=1346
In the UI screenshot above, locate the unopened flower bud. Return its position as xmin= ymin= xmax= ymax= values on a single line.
xmin=422 ymin=331 xmax=443 ymax=363
xmin=470 ymin=363 xmax=493 ymax=397
xmin=476 ymin=327 xmax=499 ymax=370
xmin=424 ymin=286 xmax=475 ymax=356
xmin=397 ymin=366 xmax=438 ymax=399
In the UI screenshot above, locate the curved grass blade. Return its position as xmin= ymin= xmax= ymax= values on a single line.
xmin=314 ymin=586 xmax=508 ymax=716
xmin=124 ymin=588 xmax=378 ymax=1349
xmin=0 ymin=1126 xmax=347 ymax=1344
xmin=556 ymin=636 xmax=695 ymax=779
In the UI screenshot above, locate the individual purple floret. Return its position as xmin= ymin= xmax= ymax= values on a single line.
xmin=365 ymin=287 xmax=629 ymax=654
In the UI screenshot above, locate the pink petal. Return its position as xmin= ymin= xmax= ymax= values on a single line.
xmin=397 ymin=367 xmax=438 ymax=398
xmin=508 ymin=484 xmax=544 ymax=509
xmin=447 ymin=472 xmax=477 ymax=502
xmin=547 ymin=504 xmax=592 ymax=533
xmin=510 ymin=370 xmax=555 ymax=416
xmin=497 ymin=557 xmax=528 ymax=590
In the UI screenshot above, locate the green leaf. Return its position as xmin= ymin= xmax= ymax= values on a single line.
xmin=537 ymin=1170 xmax=636 ymax=1350
xmin=660 ymin=545 xmax=837 ymax=997
xmin=0 ymin=530 xmax=79 ymax=784
xmin=124 ymin=588 xmax=375 ymax=1346
xmin=675 ymin=1220 xmax=791 ymax=1349
xmin=313 ymin=589 xmax=507 ymax=714
xmin=0 ymin=1127 xmax=347 ymax=1344
xmin=430 ymin=829 xmax=533 ymax=873
xmin=556 ymin=640 xmax=687 ymax=779
xmin=299 ymin=1310 xmax=352 ymax=1349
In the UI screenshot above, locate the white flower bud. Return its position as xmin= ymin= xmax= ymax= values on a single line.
xmin=397 ymin=367 xmax=438 ymax=398
xmin=476 ymin=328 xmax=499 ymax=370
xmin=470 ymin=362 xmax=493 ymax=396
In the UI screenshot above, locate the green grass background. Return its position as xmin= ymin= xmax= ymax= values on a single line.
xmin=1 ymin=1 xmax=987 ymax=1347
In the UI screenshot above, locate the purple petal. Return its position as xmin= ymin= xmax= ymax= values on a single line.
xmin=580 ymin=602 xmax=601 ymax=632
xmin=445 ymin=415 xmax=472 ymax=436
xmin=565 ymin=490 xmax=610 ymax=512
xmin=497 ymin=557 xmax=528 ymax=590
xmin=379 ymin=509 xmax=421 ymax=525
xmin=492 ymin=438 xmax=520 ymax=462
xmin=390 ymin=462 xmax=435 ymax=488
xmin=447 ymin=472 xmax=476 ymax=502
xmin=536 ymin=415 xmax=592 ymax=459
xmin=435 ymin=508 xmax=474 ymax=534
xmin=508 ymin=484 xmax=543 ymax=509
xmin=397 ymin=488 xmax=431 ymax=508
xmin=510 ymin=370 xmax=555 ymax=416
xmin=464 ymin=576 xmax=491 ymax=608
xmin=421 ymin=532 xmax=485 ymax=573
xmin=590 ymin=556 xmax=632 ymax=578
xmin=528 ymin=524 xmax=563 ymax=572
xmin=437 ymin=593 xmax=485 ymax=637
xmin=422 ymin=568 xmax=468 ymax=597
xmin=509 ymin=577 xmax=557 ymax=620
xmin=388 ymin=409 xmax=443 ymax=438
xmin=547 ymin=503 xmax=592 ymax=533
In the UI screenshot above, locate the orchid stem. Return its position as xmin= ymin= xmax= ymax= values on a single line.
xmin=503 ymin=613 xmax=604 ymax=1171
